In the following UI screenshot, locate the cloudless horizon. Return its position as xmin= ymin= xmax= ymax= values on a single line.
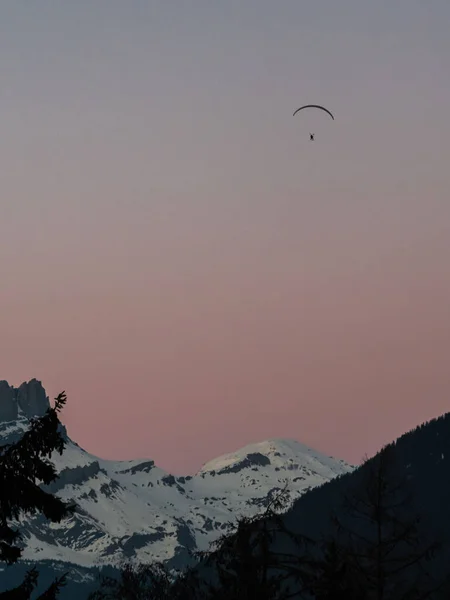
xmin=1 ymin=1 xmax=450 ymax=474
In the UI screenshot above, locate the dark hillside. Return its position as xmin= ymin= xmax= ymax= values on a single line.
xmin=188 ymin=412 xmax=450 ymax=598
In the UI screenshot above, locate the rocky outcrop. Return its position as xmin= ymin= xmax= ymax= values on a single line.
xmin=119 ymin=461 xmax=155 ymax=475
xmin=16 ymin=379 xmax=50 ymax=418
xmin=121 ymin=531 xmax=168 ymax=558
xmin=0 ymin=379 xmax=51 ymax=422
xmin=0 ymin=381 xmax=18 ymax=422
xmin=217 ymin=452 xmax=271 ymax=475
xmin=45 ymin=461 xmax=104 ymax=493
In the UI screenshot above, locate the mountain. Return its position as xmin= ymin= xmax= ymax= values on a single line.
xmin=0 ymin=379 xmax=353 ymax=594
xmin=217 ymin=411 xmax=450 ymax=597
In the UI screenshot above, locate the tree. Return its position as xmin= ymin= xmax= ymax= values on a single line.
xmin=0 ymin=391 xmax=75 ymax=599
xmin=88 ymin=561 xmax=204 ymax=600
xmin=88 ymin=561 xmax=172 ymax=600
xmin=88 ymin=485 xmax=315 ymax=600
xmin=309 ymin=445 xmax=446 ymax=600
xmin=195 ymin=484 xmax=317 ymax=600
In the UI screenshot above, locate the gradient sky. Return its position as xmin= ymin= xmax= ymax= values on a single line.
xmin=1 ymin=1 xmax=449 ymax=474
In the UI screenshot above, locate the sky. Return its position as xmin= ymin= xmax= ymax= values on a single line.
xmin=1 ymin=1 xmax=449 ymax=474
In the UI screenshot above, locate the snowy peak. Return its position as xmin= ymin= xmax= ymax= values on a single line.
xmin=199 ymin=438 xmax=350 ymax=479
xmin=0 ymin=380 xmax=355 ymax=571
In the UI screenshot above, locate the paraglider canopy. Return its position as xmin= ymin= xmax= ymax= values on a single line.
xmin=293 ymin=105 xmax=334 ymax=119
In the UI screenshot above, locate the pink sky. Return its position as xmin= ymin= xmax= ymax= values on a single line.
xmin=1 ymin=2 xmax=449 ymax=473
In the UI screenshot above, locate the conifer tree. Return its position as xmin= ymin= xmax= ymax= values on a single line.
xmin=196 ymin=484 xmax=316 ymax=600
xmin=310 ymin=445 xmax=445 ymax=600
xmin=88 ymin=560 xmax=204 ymax=600
xmin=0 ymin=391 xmax=75 ymax=599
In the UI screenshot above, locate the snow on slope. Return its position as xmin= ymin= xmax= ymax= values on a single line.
xmin=2 ymin=415 xmax=354 ymax=570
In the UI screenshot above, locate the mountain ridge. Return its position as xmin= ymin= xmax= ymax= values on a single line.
xmin=0 ymin=379 xmax=354 ymax=572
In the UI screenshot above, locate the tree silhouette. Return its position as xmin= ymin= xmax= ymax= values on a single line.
xmin=309 ymin=445 xmax=446 ymax=600
xmin=0 ymin=391 xmax=75 ymax=599
xmin=193 ymin=484 xmax=318 ymax=600
xmin=89 ymin=442 xmax=450 ymax=599
xmin=88 ymin=485 xmax=314 ymax=600
xmin=88 ymin=560 xmax=204 ymax=600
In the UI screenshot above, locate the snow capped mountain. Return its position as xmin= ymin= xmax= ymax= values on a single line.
xmin=199 ymin=438 xmax=350 ymax=479
xmin=0 ymin=380 xmax=354 ymax=572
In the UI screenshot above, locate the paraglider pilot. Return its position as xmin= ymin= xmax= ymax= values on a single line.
xmin=293 ymin=105 xmax=334 ymax=142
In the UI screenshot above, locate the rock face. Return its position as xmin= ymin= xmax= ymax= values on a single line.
xmin=0 ymin=379 xmax=50 ymax=422
xmin=16 ymin=379 xmax=50 ymax=418
xmin=0 ymin=380 xmax=18 ymax=422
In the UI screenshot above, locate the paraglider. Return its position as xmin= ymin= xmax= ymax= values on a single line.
xmin=293 ymin=104 xmax=334 ymax=140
